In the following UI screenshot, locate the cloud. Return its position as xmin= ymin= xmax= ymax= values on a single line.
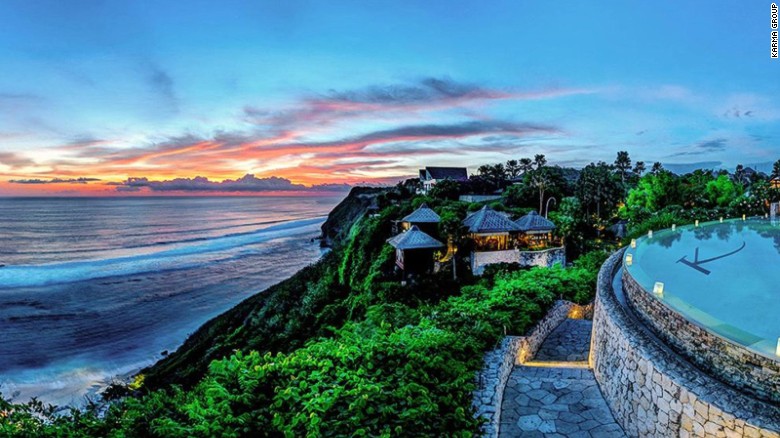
xmin=147 ymin=64 xmax=178 ymax=113
xmin=670 ymin=138 xmax=727 ymax=156
xmin=9 ymin=177 xmax=102 ymax=184
xmin=0 ymin=152 xmax=35 ymax=168
xmin=243 ymin=77 xmax=589 ymax=129
xmin=109 ymin=174 xmax=350 ymax=193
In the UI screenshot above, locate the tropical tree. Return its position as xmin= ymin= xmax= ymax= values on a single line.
xmin=633 ymin=161 xmax=646 ymax=176
xmin=505 ymin=160 xmax=521 ymax=178
xmin=772 ymin=159 xmax=780 ymax=179
xmin=533 ymin=154 xmax=547 ymax=169
xmin=575 ymin=162 xmax=622 ymax=221
xmin=519 ymin=158 xmax=533 ymax=174
xmin=614 ymin=151 xmax=632 ymax=184
xmin=650 ymin=162 xmax=663 ymax=175
xmin=429 ymin=178 xmax=462 ymax=200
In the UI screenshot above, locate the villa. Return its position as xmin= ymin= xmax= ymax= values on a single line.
xmin=387 ymin=225 xmax=445 ymax=278
xmin=399 ymin=203 xmax=441 ymax=235
xmin=462 ymin=206 xmax=565 ymax=275
xmin=418 ymin=166 xmax=468 ymax=194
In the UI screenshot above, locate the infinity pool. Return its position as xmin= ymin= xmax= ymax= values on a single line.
xmin=624 ymin=218 xmax=780 ymax=358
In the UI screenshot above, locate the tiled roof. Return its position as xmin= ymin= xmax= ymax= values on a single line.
xmin=387 ymin=225 xmax=445 ymax=250
xmin=423 ymin=167 xmax=468 ymax=181
xmin=514 ymin=210 xmax=556 ymax=232
xmin=462 ymin=205 xmax=521 ymax=233
xmin=401 ymin=203 xmax=441 ymax=223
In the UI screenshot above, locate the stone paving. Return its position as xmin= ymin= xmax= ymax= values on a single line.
xmin=534 ymin=318 xmax=593 ymax=362
xmin=498 ymin=319 xmax=626 ymax=437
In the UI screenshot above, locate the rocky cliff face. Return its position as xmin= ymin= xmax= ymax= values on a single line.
xmin=320 ymin=186 xmax=386 ymax=247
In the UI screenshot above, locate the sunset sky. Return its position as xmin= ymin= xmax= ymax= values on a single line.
xmin=1 ymin=1 xmax=779 ymax=195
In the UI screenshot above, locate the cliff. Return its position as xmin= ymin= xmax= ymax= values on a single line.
xmin=142 ymin=186 xmax=388 ymax=388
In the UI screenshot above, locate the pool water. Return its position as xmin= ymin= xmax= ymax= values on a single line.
xmin=624 ymin=218 xmax=780 ymax=358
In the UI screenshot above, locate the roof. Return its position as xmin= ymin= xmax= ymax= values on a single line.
xmin=422 ymin=166 xmax=468 ymax=181
xmin=387 ymin=225 xmax=445 ymax=250
xmin=462 ymin=205 xmax=521 ymax=233
xmin=401 ymin=203 xmax=441 ymax=223
xmin=515 ymin=211 xmax=556 ymax=232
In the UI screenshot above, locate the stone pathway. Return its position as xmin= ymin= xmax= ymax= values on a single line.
xmin=534 ymin=319 xmax=593 ymax=362
xmin=498 ymin=319 xmax=626 ymax=437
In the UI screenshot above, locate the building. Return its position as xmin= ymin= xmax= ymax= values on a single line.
xmin=399 ymin=203 xmax=441 ymax=235
xmin=418 ymin=166 xmax=468 ymax=194
xmin=771 ymin=176 xmax=780 ymax=189
xmin=387 ymin=225 xmax=445 ymax=277
xmin=462 ymin=205 xmax=565 ymax=275
xmin=462 ymin=205 xmax=521 ymax=251
xmin=514 ymin=211 xmax=557 ymax=249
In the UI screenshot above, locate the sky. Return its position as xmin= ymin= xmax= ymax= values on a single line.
xmin=0 ymin=0 xmax=779 ymax=196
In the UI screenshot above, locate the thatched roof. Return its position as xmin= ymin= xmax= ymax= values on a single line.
xmin=462 ymin=205 xmax=520 ymax=233
xmin=401 ymin=203 xmax=441 ymax=223
xmin=387 ymin=225 xmax=445 ymax=250
xmin=515 ymin=211 xmax=556 ymax=232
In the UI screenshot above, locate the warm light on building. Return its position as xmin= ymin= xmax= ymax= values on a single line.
xmin=653 ymin=282 xmax=664 ymax=297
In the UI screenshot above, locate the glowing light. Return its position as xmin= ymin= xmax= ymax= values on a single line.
xmin=777 ymin=338 xmax=780 ymax=357
xmin=631 ymin=239 xmax=637 ymax=248
xmin=743 ymin=214 xmax=746 ymax=221
xmin=648 ymin=230 xmax=653 ymax=238
xmin=625 ymin=253 xmax=633 ymax=266
xmin=720 ymin=217 xmax=724 ymax=223
xmin=653 ymin=282 xmax=664 ymax=297
xmin=672 ymin=224 xmax=676 ymax=231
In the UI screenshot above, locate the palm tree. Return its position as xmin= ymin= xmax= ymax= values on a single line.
xmin=505 ymin=160 xmax=521 ymax=178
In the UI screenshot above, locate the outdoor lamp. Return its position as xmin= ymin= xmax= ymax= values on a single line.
xmin=653 ymin=282 xmax=664 ymax=298
xmin=672 ymin=224 xmax=676 ymax=231
xmin=694 ymin=220 xmax=699 ymax=227
xmin=631 ymin=239 xmax=636 ymax=248
xmin=720 ymin=217 xmax=724 ymax=223
xmin=625 ymin=253 xmax=633 ymax=266
xmin=743 ymin=214 xmax=746 ymax=221
xmin=648 ymin=230 xmax=653 ymax=238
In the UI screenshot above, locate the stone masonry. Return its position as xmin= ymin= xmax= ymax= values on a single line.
xmin=623 ymin=268 xmax=780 ymax=404
xmin=473 ymin=300 xmax=589 ymax=437
xmin=591 ymin=249 xmax=780 ymax=437
xmin=471 ymin=247 xmax=566 ymax=276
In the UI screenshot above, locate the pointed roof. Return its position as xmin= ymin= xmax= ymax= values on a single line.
xmin=387 ymin=225 xmax=445 ymax=250
xmin=422 ymin=167 xmax=468 ymax=181
xmin=462 ymin=205 xmax=521 ymax=233
xmin=515 ymin=210 xmax=556 ymax=232
xmin=401 ymin=203 xmax=441 ymax=223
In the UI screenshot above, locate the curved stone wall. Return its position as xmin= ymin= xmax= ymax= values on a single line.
xmin=623 ymin=268 xmax=780 ymax=404
xmin=591 ymin=249 xmax=780 ymax=437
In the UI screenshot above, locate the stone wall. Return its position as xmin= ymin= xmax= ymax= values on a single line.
xmin=591 ymin=249 xmax=780 ymax=437
xmin=459 ymin=194 xmax=503 ymax=203
xmin=473 ymin=300 xmax=590 ymax=437
xmin=471 ymin=246 xmax=565 ymax=276
xmin=622 ymin=269 xmax=780 ymax=404
xmin=473 ymin=336 xmax=523 ymax=438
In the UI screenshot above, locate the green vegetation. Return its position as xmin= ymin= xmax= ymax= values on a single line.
xmin=3 ymin=154 xmax=779 ymax=436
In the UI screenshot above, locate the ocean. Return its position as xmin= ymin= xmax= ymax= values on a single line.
xmin=0 ymin=195 xmax=344 ymax=407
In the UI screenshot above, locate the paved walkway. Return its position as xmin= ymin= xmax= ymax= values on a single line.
xmin=498 ymin=319 xmax=626 ymax=437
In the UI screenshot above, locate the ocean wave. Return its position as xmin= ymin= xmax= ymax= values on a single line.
xmin=0 ymin=217 xmax=324 ymax=288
